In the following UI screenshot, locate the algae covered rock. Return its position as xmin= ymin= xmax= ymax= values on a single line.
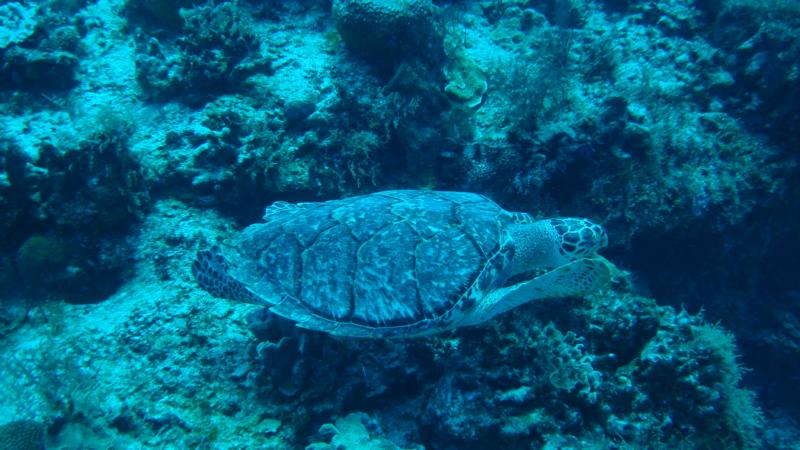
xmin=0 ymin=3 xmax=83 ymax=91
xmin=128 ymin=0 xmax=202 ymax=29
xmin=0 ymin=47 xmax=79 ymax=91
xmin=306 ymin=412 xmax=420 ymax=450
xmin=443 ymin=47 xmax=487 ymax=108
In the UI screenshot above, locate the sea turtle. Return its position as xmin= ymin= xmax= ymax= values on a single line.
xmin=193 ymin=190 xmax=619 ymax=338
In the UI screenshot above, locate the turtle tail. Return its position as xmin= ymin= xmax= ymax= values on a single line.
xmin=192 ymin=246 xmax=260 ymax=305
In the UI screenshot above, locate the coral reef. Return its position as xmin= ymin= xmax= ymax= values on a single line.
xmin=0 ymin=3 xmax=39 ymax=50
xmin=0 ymin=420 xmax=44 ymax=450
xmin=0 ymin=128 xmax=149 ymax=302
xmin=710 ymin=3 xmax=800 ymax=149
xmin=134 ymin=1 xmax=271 ymax=103
xmin=124 ymin=0 xmax=202 ymax=30
xmin=239 ymin=291 xmax=762 ymax=448
xmin=0 ymin=3 xmax=81 ymax=92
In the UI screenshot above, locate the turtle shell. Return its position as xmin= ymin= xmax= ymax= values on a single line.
xmin=227 ymin=190 xmax=519 ymax=336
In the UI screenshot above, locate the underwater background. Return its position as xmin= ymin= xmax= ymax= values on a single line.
xmin=0 ymin=0 xmax=798 ymax=448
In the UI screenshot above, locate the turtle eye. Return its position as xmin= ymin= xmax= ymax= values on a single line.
xmin=577 ymin=222 xmax=608 ymax=252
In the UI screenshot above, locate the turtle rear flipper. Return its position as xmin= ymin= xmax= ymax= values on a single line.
xmin=192 ymin=246 xmax=260 ymax=305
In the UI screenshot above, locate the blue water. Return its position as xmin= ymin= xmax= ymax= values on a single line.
xmin=0 ymin=0 xmax=797 ymax=448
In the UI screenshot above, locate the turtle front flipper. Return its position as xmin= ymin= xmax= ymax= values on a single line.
xmin=518 ymin=256 xmax=619 ymax=300
xmin=462 ymin=256 xmax=621 ymax=326
xmin=192 ymin=246 xmax=261 ymax=305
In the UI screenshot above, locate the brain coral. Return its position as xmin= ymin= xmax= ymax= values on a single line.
xmin=332 ymin=0 xmax=440 ymax=66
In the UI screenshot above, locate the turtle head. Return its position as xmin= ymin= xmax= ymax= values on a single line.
xmin=548 ymin=218 xmax=608 ymax=261
xmin=508 ymin=218 xmax=608 ymax=275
